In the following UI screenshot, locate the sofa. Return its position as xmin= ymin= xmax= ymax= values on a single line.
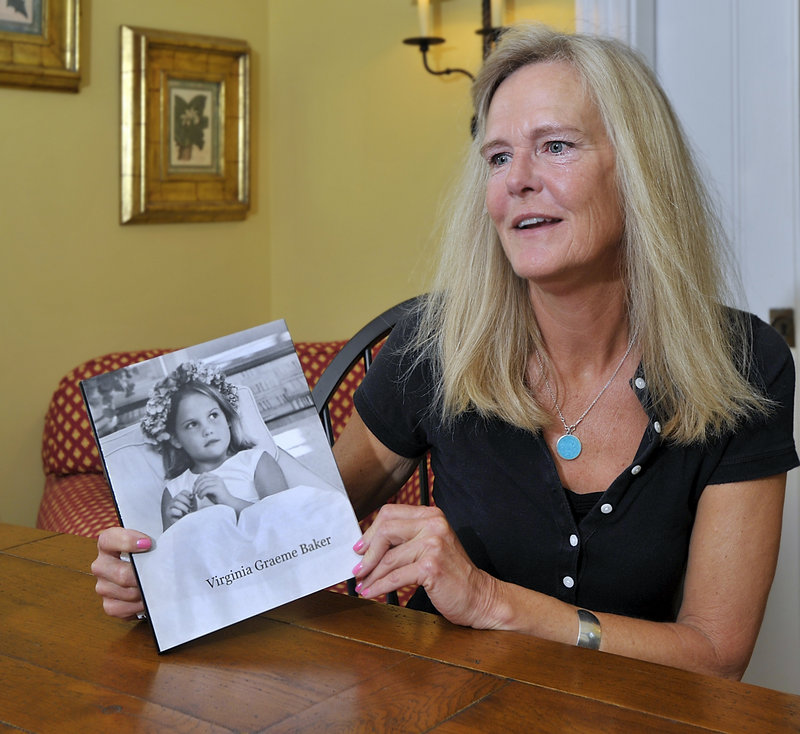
xmin=37 ymin=341 xmax=428 ymax=604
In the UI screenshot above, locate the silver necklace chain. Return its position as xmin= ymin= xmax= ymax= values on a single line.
xmin=535 ymin=335 xmax=636 ymax=436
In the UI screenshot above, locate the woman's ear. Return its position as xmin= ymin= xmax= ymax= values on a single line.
xmin=169 ymin=436 xmax=183 ymax=450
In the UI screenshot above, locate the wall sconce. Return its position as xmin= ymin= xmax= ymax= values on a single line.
xmin=403 ymin=0 xmax=505 ymax=81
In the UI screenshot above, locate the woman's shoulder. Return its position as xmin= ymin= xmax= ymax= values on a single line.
xmin=373 ymin=300 xmax=430 ymax=366
xmin=355 ymin=300 xmax=437 ymax=413
xmin=736 ymin=308 xmax=791 ymax=358
xmin=386 ymin=297 xmax=426 ymax=342
xmin=729 ymin=308 xmax=795 ymax=391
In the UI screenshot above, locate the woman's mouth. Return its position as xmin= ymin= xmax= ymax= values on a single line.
xmin=515 ymin=216 xmax=561 ymax=230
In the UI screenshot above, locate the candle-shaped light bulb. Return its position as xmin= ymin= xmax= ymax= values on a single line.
xmin=417 ymin=0 xmax=431 ymax=37
xmin=491 ymin=0 xmax=505 ymax=28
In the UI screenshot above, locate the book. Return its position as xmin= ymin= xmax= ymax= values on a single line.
xmin=82 ymin=320 xmax=362 ymax=653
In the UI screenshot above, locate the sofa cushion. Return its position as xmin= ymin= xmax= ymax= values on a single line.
xmin=37 ymin=473 xmax=121 ymax=539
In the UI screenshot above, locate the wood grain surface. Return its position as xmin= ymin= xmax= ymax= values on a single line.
xmin=1 ymin=525 xmax=798 ymax=733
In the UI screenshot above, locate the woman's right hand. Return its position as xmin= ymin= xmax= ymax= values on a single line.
xmin=90 ymin=527 xmax=151 ymax=620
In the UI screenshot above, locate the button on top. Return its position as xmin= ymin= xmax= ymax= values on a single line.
xmin=569 ymin=534 xmax=579 ymax=547
xmin=600 ymin=503 xmax=613 ymax=514
xmin=631 ymin=465 xmax=642 ymax=475
xmin=634 ymin=377 xmax=646 ymax=389
xmin=654 ymin=421 xmax=662 ymax=434
xmin=563 ymin=576 xmax=575 ymax=588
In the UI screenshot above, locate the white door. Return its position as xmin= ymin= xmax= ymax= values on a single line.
xmin=576 ymin=0 xmax=800 ymax=693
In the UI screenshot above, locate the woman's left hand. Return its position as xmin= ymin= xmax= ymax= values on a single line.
xmin=352 ymin=504 xmax=502 ymax=629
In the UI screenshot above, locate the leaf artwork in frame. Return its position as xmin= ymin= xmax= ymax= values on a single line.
xmin=120 ymin=26 xmax=250 ymax=224
xmin=0 ymin=0 xmax=80 ymax=91
xmin=174 ymin=93 xmax=209 ymax=161
xmin=168 ymin=80 xmax=220 ymax=174
xmin=0 ymin=0 xmax=42 ymax=35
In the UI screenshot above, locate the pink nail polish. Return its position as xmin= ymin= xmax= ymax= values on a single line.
xmin=136 ymin=538 xmax=152 ymax=550
xmin=355 ymin=582 xmax=363 ymax=594
xmin=352 ymin=562 xmax=363 ymax=577
xmin=353 ymin=538 xmax=365 ymax=552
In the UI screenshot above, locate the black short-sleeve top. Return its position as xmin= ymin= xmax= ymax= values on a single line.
xmin=353 ymin=310 xmax=798 ymax=621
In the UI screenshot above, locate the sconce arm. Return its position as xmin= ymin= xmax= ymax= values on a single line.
xmin=403 ymin=37 xmax=475 ymax=82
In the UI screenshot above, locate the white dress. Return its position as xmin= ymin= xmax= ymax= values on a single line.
xmin=164 ymin=447 xmax=270 ymax=508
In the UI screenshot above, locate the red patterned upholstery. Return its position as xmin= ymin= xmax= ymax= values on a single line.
xmin=38 ymin=474 xmax=121 ymax=539
xmin=37 ymin=340 xmax=432 ymax=606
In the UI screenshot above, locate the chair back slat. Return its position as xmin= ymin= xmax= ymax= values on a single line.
xmin=311 ymin=297 xmax=419 ymax=415
xmin=311 ymin=297 xmax=428 ymax=607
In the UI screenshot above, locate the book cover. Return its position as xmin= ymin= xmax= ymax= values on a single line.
xmin=81 ymin=320 xmax=362 ymax=652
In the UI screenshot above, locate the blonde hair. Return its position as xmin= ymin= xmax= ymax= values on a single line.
xmin=412 ymin=24 xmax=768 ymax=443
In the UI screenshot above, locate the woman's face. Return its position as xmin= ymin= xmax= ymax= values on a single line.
xmin=170 ymin=391 xmax=231 ymax=470
xmin=482 ymin=62 xmax=624 ymax=290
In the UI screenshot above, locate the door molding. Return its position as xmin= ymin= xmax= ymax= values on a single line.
xmin=574 ymin=0 xmax=655 ymax=65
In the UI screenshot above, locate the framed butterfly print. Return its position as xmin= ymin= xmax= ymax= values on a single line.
xmin=120 ymin=26 xmax=250 ymax=224
xmin=0 ymin=0 xmax=80 ymax=91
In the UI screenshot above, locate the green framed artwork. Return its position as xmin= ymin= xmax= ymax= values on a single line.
xmin=120 ymin=26 xmax=251 ymax=224
xmin=168 ymin=79 xmax=221 ymax=175
xmin=0 ymin=0 xmax=80 ymax=91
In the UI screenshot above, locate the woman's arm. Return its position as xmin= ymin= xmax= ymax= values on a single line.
xmin=354 ymin=473 xmax=786 ymax=679
xmin=333 ymin=410 xmax=420 ymax=519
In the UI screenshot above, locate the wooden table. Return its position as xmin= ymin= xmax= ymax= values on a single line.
xmin=1 ymin=524 xmax=799 ymax=733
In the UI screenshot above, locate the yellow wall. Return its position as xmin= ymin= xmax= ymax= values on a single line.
xmin=268 ymin=0 xmax=574 ymax=338
xmin=1 ymin=0 xmax=572 ymax=528
xmin=0 ymin=0 xmax=272 ymax=527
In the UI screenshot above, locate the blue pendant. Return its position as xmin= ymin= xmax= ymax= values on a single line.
xmin=556 ymin=434 xmax=582 ymax=460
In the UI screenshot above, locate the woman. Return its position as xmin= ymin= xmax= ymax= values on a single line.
xmin=92 ymin=25 xmax=797 ymax=679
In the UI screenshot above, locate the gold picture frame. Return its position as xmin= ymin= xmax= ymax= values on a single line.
xmin=120 ymin=26 xmax=250 ymax=224
xmin=0 ymin=0 xmax=80 ymax=92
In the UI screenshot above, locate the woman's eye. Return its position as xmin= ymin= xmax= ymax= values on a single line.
xmin=489 ymin=152 xmax=511 ymax=167
xmin=545 ymin=141 xmax=569 ymax=154
xmin=209 ymin=410 xmax=220 ymax=420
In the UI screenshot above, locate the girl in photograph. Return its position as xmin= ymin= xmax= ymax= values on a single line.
xmin=140 ymin=361 xmax=289 ymax=531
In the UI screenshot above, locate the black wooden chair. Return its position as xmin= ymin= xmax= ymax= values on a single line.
xmin=311 ymin=296 xmax=430 ymax=604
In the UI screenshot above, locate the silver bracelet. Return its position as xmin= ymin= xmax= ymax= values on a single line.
xmin=576 ymin=609 xmax=602 ymax=649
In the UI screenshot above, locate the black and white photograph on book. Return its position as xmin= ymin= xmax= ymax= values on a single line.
xmin=82 ymin=320 xmax=361 ymax=652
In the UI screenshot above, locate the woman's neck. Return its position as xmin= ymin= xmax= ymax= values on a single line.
xmin=528 ymin=278 xmax=633 ymax=381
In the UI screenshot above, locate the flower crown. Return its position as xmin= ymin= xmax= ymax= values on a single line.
xmin=141 ymin=361 xmax=239 ymax=443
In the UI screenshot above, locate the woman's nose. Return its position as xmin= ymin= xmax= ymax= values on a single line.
xmin=505 ymin=153 xmax=540 ymax=196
